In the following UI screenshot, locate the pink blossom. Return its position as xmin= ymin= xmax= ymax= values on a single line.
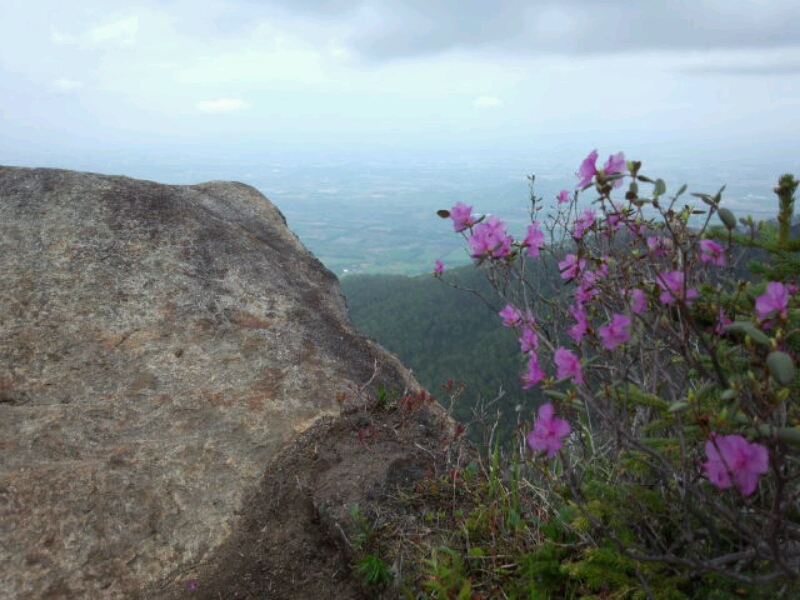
xmin=699 ymin=239 xmax=725 ymax=266
xmin=469 ymin=216 xmax=513 ymax=259
xmin=714 ymin=308 xmax=732 ymax=335
xmin=602 ymin=152 xmax=626 ymax=188
xmin=647 ymin=236 xmax=673 ymax=258
xmin=568 ymin=305 xmax=589 ymax=343
xmin=598 ymin=314 xmax=631 ymax=350
xmin=523 ymin=222 xmax=545 ymax=257
xmin=574 ymin=279 xmax=599 ymax=305
xmin=499 ymin=304 xmax=522 ymax=327
xmin=527 ymin=403 xmax=571 ymax=457
xmin=450 ymin=202 xmax=475 ymax=232
xmin=554 ymin=348 xmax=583 ymax=384
xmin=576 ymin=150 xmax=599 ymax=188
xmin=605 ymin=211 xmax=622 ymax=236
xmin=572 ymin=208 xmax=596 ymax=239
xmin=557 ymin=189 xmax=571 ymax=204
xmin=755 ymin=281 xmax=789 ymax=321
xmin=521 ymin=354 xmax=545 ymax=389
xmin=703 ymin=433 xmax=769 ymax=496
xmin=629 ymin=288 xmax=647 ymax=314
xmin=627 ymin=221 xmax=645 ymax=237
xmin=656 ymin=270 xmax=698 ymax=305
xmin=434 ymin=260 xmax=444 ymax=275
xmin=603 ymin=152 xmax=626 ymax=177
xmin=559 ymin=253 xmax=585 ymax=280
xmin=519 ymin=327 xmax=539 ymax=354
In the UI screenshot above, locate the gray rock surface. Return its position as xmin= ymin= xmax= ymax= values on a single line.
xmin=0 ymin=166 xmax=420 ymax=599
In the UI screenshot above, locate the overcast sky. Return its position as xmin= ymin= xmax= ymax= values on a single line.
xmin=2 ymin=0 xmax=799 ymax=165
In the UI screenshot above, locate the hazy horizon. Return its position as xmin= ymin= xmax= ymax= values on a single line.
xmin=2 ymin=1 xmax=798 ymax=275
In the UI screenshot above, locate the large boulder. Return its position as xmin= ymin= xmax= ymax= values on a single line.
xmin=0 ymin=166 xmax=421 ymax=598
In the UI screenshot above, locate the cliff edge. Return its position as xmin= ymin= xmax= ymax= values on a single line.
xmin=0 ymin=166 xmax=456 ymax=599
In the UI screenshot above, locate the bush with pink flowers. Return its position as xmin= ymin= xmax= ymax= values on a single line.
xmin=436 ymin=153 xmax=800 ymax=595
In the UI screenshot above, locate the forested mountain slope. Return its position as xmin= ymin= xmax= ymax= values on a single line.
xmin=340 ymin=266 xmax=546 ymax=439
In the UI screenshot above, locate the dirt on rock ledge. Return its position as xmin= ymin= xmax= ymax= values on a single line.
xmin=139 ymin=394 xmax=473 ymax=600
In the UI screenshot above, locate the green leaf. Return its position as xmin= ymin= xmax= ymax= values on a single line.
xmin=766 ymin=351 xmax=797 ymax=385
xmin=777 ymin=427 xmax=800 ymax=447
xmin=691 ymin=192 xmax=715 ymax=206
xmin=717 ymin=207 xmax=737 ymax=230
xmin=723 ymin=321 xmax=771 ymax=346
xmin=668 ymin=401 xmax=690 ymax=413
xmin=654 ymin=178 xmax=667 ymax=197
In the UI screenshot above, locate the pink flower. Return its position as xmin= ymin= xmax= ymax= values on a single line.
xmin=554 ymin=348 xmax=583 ymax=384
xmin=699 ymin=239 xmax=725 ymax=266
xmin=656 ymin=270 xmax=698 ymax=305
xmin=558 ymin=189 xmax=571 ymax=204
xmin=572 ymin=208 xmax=596 ymax=239
xmin=499 ymin=304 xmax=522 ymax=327
xmin=629 ymin=288 xmax=647 ymax=314
xmin=576 ymin=150 xmax=599 ymax=188
xmin=603 ymin=152 xmax=626 ymax=177
xmin=523 ymin=222 xmax=545 ymax=257
xmin=527 ymin=403 xmax=571 ymax=457
xmin=568 ymin=305 xmax=589 ymax=343
xmin=598 ymin=314 xmax=631 ymax=350
xmin=604 ymin=211 xmax=622 ymax=236
xmin=703 ymin=433 xmax=769 ymax=496
xmin=627 ymin=221 xmax=645 ymax=237
xmin=647 ymin=236 xmax=673 ymax=258
xmin=519 ymin=326 xmax=539 ymax=354
xmin=714 ymin=308 xmax=732 ymax=335
xmin=469 ymin=216 xmax=513 ymax=259
xmin=755 ymin=281 xmax=789 ymax=321
xmin=559 ymin=253 xmax=585 ymax=280
xmin=434 ymin=260 xmax=444 ymax=275
xmin=521 ymin=354 xmax=545 ymax=389
xmin=450 ymin=202 xmax=475 ymax=232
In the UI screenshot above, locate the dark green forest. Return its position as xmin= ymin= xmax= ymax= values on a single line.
xmin=340 ymin=265 xmax=549 ymax=441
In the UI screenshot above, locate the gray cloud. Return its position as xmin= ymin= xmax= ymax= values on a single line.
xmin=257 ymin=0 xmax=800 ymax=62
xmin=680 ymin=60 xmax=800 ymax=76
